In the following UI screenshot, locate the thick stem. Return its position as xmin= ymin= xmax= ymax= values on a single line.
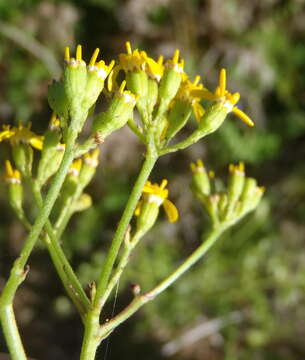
xmin=98 ymin=227 xmax=224 ymax=338
xmin=80 ymin=143 xmax=158 ymax=360
xmin=0 ymin=127 xmax=78 ymax=359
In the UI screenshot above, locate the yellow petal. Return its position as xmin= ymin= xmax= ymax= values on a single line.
xmin=219 ymin=68 xmax=226 ymax=97
xmin=232 ymin=107 xmax=254 ymax=127
xmin=191 ymin=89 xmax=217 ymax=100
xmin=29 ymin=137 xmax=44 ymax=150
xmin=193 ymin=102 xmax=205 ymax=123
xmin=163 ymin=199 xmax=179 ymax=222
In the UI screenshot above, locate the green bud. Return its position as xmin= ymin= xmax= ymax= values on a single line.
xmin=79 ymin=148 xmax=100 ymax=188
xmin=4 ymin=160 xmax=23 ymax=213
xmin=198 ymin=103 xmax=227 ymax=136
xmin=126 ymin=71 xmax=148 ymax=117
xmin=64 ymin=64 xmax=87 ymax=108
xmin=227 ymin=162 xmax=245 ymax=204
xmin=166 ymin=100 xmax=192 ymax=140
xmin=190 ymin=159 xmax=210 ymax=196
xmin=47 ymin=80 xmax=69 ymax=119
xmin=135 ymin=200 xmax=160 ymax=237
xmin=12 ymin=144 xmax=33 ymax=177
xmin=92 ymin=82 xmax=137 ymax=139
xmin=147 ymin=78 xmax=158 ymax=115
xmin=73 ymin=193 xmax=92 ymax=212
xmin=82 ymin=59 xmax=115 ymax=111
xmin=37 ymin=129 xmax=64 ymax=186
xmin=239 ymin=178 xmax=265 ymax=214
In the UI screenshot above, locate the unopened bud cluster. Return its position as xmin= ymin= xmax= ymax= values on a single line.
xmin=190 ymin=160 xmax=264 ymax=228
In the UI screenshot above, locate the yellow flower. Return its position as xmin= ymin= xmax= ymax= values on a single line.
xmin=4 ymin=160 xmax=21 ymax=184
xmin=145 ymin=54 xmax=164 ymax=82
xmin=191 ymin=68 xmax=254 ymax=127
xmin=136 ymin=179 xmax=179 ymax=222
xmin=87 ymin=48 xmax=115 ymax=80
xmin=165 ymin=49 xmax=184 ymax=74
xmin=83 ymin=148 xmax=100 ymax=168
xmin=116 ymin=80 xmax=138 ymax=105
xmin=175 ymin=75 xmax=206 ymax=122
xmin=0 ymin=124 xmax=44 ymax=150
xmin=118 ymin=41 xmax=147 ymax=73
xmin=64 ymin=44 xmax=86 ymax=68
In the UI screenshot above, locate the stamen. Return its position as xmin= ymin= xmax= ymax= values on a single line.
xmin=64 ymin=47 xmax=70 ymax=62
xmin=89 ymin=48 xmax=100 ymax=67
xmin=160 ymin=179 xmax=168 ymax=189
xmin=194 ymin=75 xmax=201 ymax=86
xmin=173 ymin=49 xmax=180 ymax=64
xmin=125 ymin=41 xmax=132 ymax=55
xmin=108 ymin=60 xmax=115 ymax=72
xmin=232 ymin=107 xmax=254 ymax=127
xmin=219 ymin=68 xmax=226 ymax=97
xmin=119 ymin=80 xmax=126 ymax=93
xmin=76 ymin=45 xmax=82 ymax=61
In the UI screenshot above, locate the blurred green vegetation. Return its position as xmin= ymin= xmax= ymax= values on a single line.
xmin=1 ymin=0 xmax=305 ymax=359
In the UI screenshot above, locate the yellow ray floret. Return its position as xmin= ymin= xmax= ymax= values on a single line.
xmin=0 ymin=124 xmax=44 ymax=150
xmin=229 ymin=162 xmax=245 ymax=174
xmin=137 ymin=179 xmax=179 ymax=222
xmin=4 ymin=160 xmax=21 ymax=184
xmin=190 ymin=68 xmax=254 ymax=127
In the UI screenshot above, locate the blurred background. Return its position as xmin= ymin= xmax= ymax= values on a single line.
xmin=0 ymin=0 xmax=305 ymax=359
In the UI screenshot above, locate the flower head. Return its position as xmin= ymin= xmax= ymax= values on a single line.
xmin=165 ymin=49 xmax=184 ymax=74
xmin=0 ymin=124 xmax=44 ymax=150
xmin=64 ymin=45 xmax=86 ymax=68
xmin=175 ymin=75 xmax=206 ymax=122
xmin=136 ymin=179 xmax=179 ymax=222
xmin=87 ymin=48 xmax=115 ymax=81
xmin=68 ymin=159 xmax=82 ymax=177
xmin=191 ymin=68 xmax=254 ymax=127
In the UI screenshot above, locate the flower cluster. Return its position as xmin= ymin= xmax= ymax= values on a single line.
xmin=191 ymin=160 xmax=264 ymax=227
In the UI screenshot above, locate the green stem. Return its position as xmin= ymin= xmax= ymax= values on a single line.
xmin=98 ymin=227 xmax=224 ymax=338
xmin=0 ymin=305 xmax=27 ymax=360
xmin=98 ymin=231 xmax=142 ymax=310
xmin=30 ymin=180 xmax=90 ymax=317
xmin=94 ymin=143 xmax=158 ymax=309
xmin=80 ymin=142 xmax=158 ymax=360
xmin=0 ymin=127 xmax=78 ymax=359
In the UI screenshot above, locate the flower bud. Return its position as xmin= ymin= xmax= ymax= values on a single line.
xmin=12 ymin=144 xmax=33 ymax=177
xmin=73 ymin=193 xmax=92 ymax=212
xmin=37 ymin=124 xmax=65 ymax=186
xmin=197 ymin=103 xmax=227 ymax=136
xmin=126 ymin=71 xmax=148 ymax=117
xmin=158 ymin=50 xmax=184 ymax=112
xmin=165 ymin=100 xmax=192 ymax=140
xmin=79 ymin=148 xmax=100 ymax=188
xmin=63 ymin=45 xmax=87 ymax=111
xmin=4 ymin=160 xmax=23 ymax=213
xmin=147 ymin=78 xmax=158 ymax=115
xmin=92 ymin=81 xmax=137 ymax=139
xmin=47 ymin=80 xmax=69 ymax=119
xmin=190 ymin=159 xmax=211 ymax=196
xmin=227 ymin=162 xmax=245 ymax=205
xmin=135 ymin=199 xmax=160 ymax=237
xmin=82 ymin=49 xmax=114 ymax=110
